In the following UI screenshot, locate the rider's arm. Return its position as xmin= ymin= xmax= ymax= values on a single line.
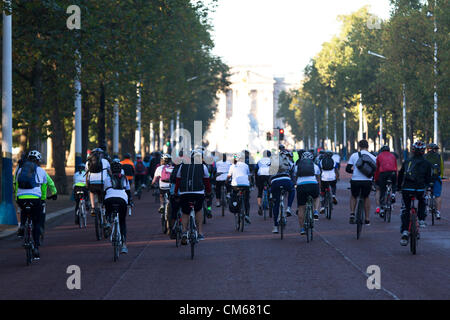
xmin=46 ymin=173 xmax=57 ymax=196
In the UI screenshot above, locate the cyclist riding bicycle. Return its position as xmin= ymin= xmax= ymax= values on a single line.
xmin=424 ymin=143 xmax=444 ymax=220
xmin=228 ymin=152 xmax=251 ymax=224
xmin=152 ymin=154 xmax=174 ymax=213
xmin=319 ymin=151 xmax=339 ymax=213
xmin=346 ymin=140 xmax=377 ymax=226
xmin=270 ymin=151 xmax=295 ymax=233
xmin=174 ymin=149 xmax=212 ymax=243
xmin=120 ymin=153 xmax=135 ymax=188
xmin=14 ymin=150 xmax=50 ymax=260
xmin=397 ymin=141 xmax=433 ymax=246
xmin=256 ymin=150 xmax=272 ymax=216
xmin=215 ymin=153 xmax=232 ymax=207
xmin=374 ymin=145 xmax=397 ymax=217
xmin=73 ymin=163 xmax=89 ymax=225
xmin=134 ymin=154 xmax=148 ymax=195
xmin=103 ymin=159 xmax=132 ymax=254
xmin=295 ymin=151 xmax=321 ymax=235
xmin=86 ymin=148 xmax=111 ymax=217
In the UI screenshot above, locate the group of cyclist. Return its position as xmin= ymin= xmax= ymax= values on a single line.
xmin=12 ymin=137 xmax=444 ymax=261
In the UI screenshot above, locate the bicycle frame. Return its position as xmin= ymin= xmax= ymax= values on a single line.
xmin=110 ymin=205 xmax=122 ymax=262
xmin=188 ymin=203 xmax=198 ymax=259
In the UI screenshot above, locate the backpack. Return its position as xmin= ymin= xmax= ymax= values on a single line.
xmin=179 ymin=164 xmax=205 ymax=193
xmin=403 ymin=160 xmax=419 ymax=184
xmin=278 ymin=154 xmax=291 ymax=173
xmin=297 ymin=159 xmax=315 ymax=177
xmin=321 ymin=156 xmax=335 ymax=171
xmin=161 ymin=165 xmax=173 ymax=183
xmin=110 ymin=172 xmax=126 ymax=190
xmin=355 ymin=152 xmax=376 ymax=178
xmin=229 ymin=192 xmax=241 ymax=214
xmin=135 ymin=160 xmax=146 ymax=175
xmin=425 ymin=152 xmax=441 ymax=177
xmin=17 ymin=161 xmax=39 ymax=189
xmin=88 ymin=153 xmax=103 ymax=173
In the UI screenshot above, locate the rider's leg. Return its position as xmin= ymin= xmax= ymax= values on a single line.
xmin=400 ymin=191 xmax=411 ymax=233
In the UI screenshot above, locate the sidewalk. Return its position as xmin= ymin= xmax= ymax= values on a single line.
xmin=0 ymin=194 xmax=74 ymax=239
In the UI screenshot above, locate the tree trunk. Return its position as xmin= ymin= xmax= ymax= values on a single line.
xmin=29 ymin=61 xmax=43 ymax=151
xmin=82 ymin=98 xmax=90 ymax=162
xmin=50 ymin=98 xmax=68 ymax=194
xmin=98 ymin=82 xmax=106 ymax=149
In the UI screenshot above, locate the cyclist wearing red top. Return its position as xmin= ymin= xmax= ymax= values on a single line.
xmin=374 ymin=145 xmax=398 ymax=217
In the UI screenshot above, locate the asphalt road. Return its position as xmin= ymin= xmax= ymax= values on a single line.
xmin=0 ymin=178 xmax=449 ymax=300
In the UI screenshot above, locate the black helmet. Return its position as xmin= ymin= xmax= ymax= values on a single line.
xmin=263 ymin=150 xmax=272 ymax=158
xmin=427 ymin=143 xmax=439 ymax=150
xmin=123 ymin=153 xmax=131 ymax=159
xmin=77 ymin=163 xmax=86 ymax=171
xmin=380 ymin=145 xmax=390 ymax=153
xmin=279 ymin=144 xmax=285 ymax=151
xmin=111 ymin=161 xmax=122 ymax=174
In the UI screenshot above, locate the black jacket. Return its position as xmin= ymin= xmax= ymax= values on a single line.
xmin=398 ymin=154 xmax=432 ymax=190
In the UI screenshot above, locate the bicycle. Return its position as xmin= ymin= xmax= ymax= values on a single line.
xmin=91 ymin=192 xmax=105 ymax=240
xmin=21 ymin=200 xmax=36 ymax=266
xmin=278 ymin=186 xmax=287 ymax=240
xmin=304 ymin=196 xmax=314 ymax=243
xmin=161 ymin=191 xmax=170 ymax=234
xmin=75 ymin=189 xmax=87 ymax=229
xmin=323 ymin=186 xmax=333 ymax=220
xmin=110 ymin=204 xmax=122 ymax=262
xmin=425 ymin=184 xmax=436 ymax=226
xmin=187 ymin=202 xmax=199 ymax=260
xmin=382 ymin=179 xmax=393 ymax=223
xmin=407 ymin=195 xmax=420 ymax=255
xmin=234 ymin=188 xmax=246 ymax=232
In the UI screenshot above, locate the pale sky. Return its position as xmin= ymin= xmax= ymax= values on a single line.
xmin=207 ymin=0 xmax=392 ymax=79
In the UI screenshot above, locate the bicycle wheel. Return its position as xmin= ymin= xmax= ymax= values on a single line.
xmin=161 ymin=212 xmax=167 ymax=234
xmin=221 ymin=192 xmax=225 ymax=217
xmin=263 ymin=191 xmax=267 ymax=221
xmin=356 ymin=200 xmax=363 ymax=240
xmin=95 ymin=209 xmax=102 ymax=240
xmin=431 ymin=203 xmax=435 ymax=226
xmin=189 ymin=216 xmax=195 ymax=260
xmin=24 ymin=222 xmax=33 ymax=266
xmin=410 ymin=218 xmax=417 ymax=255
xmin=240 ymin=197 xmax=245 ymax=232
xmin=175 ymin=221 xmax=181 ymax=248
xmin=78 ymin=202 xmax=83 ymax=229
xmin=113 ymin=222 xmax=120 ymax=262
xmin=82 ymin=203 xmax=87 ymax=228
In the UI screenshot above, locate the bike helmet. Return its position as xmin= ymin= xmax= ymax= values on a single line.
xmin=278 ymin=144 xmax=285 ymax=151
xmin=162 ymin=153 xmax=171 ymax=163
xmin=263 ymin=150 xmax=272 ymax=158
xmin=411 ymin=141 xmax=426 ymax=155
xmin=28 ymin=150 xmax=42 ymax=162
xmin=111 ymin=161 xmax=122 ymax=174
xmin=301 ymin=151 xmax=314 ymax=160
xmin=92 ymin=147 xmax=104 ymax=154
xmin=380 ymin=145 xmax=390 ymax=153
xmin=233 ymin=153 xmax=241 ymax=161
xmin=427 ymin=143 xmax=439 ymax=150
xmin=136 ymin=154 xmax=142 ymax=159
xmin=123 ymin=153 xmax=131 ymax=159
xmin=77 ymin=163 xmax=86 ymax=171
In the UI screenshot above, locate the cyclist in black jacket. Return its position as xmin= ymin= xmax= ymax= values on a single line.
xmin=397 ymin=141 xmax=432 ymax=246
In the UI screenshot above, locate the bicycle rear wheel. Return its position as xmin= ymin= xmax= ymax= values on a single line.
xmin=175 ymin=222 xmax=181 ymax=248
xmin=356 ymin=200 xmax=363 ymax=240
xmin=24 ymin=222 xmax=33 ymax=266
xmin=431 ymin=204 xmax=435 ymax=226
xmin=113 ymin=224 xmax=120 ymax=262
xmin=189 ymin=216 xmax=195 ymax=260
xmin=95 ymin=209 xmax=102 ymax=240
xmin=221 ymin=192 xmax=225 ymax=217
xmin=410 ymin=213 xmax=417 ymax=255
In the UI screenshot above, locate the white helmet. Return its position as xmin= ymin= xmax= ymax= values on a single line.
xmin=28 ymin=150 xmax=42 ymax=162
xmin=233 ymin=153 xmax=241 ymax=161
xmin=301 ymin=151 xmax=314 ymax=160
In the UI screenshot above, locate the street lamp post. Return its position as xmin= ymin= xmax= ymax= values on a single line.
xmin=0 ymin=4 xmax=17 ymax=225
xmin=74 ymin=49 xmax=82 ymax=167
xmin=368 ymin=50 xmax=408 ymax=159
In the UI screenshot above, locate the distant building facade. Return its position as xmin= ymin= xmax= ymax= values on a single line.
xmin=205 ymin=65 xmax=300 ymax=153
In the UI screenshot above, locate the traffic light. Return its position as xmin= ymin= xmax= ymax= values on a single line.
xmin=279 ymin=128 xmax=284 ymax=141
xmin=266 ymin=132 xmax=272 ymax=141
